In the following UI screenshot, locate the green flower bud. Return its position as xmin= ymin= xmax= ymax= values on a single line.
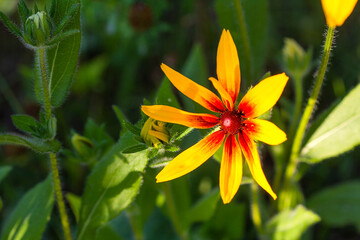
xmin=71 ymin=133 xmax=94 ymax=158
xmin=282 ymin=38 xmax=312 ymax=79
xmin=47 ymin=117 xmax=57 ymax=140
xmin=25 ymin=11 xmax=51 ymax=45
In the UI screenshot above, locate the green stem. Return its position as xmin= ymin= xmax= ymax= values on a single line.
xmin=38 ymin=46 xmax=72 ymax=240
xmin=233 ymin=0 xmax=252 ymax=86
xmin=281 ymin=27 xmax=335 ymax=209
xmin=250 ymin=183 xmax=264 ymax=236
xmin=163 ymin=182 xmax=189 ymax=240
xmin=50 ymin=153 xmax=72 ymax=240
xmin=38 ymin=47 xmax=52 ymax=119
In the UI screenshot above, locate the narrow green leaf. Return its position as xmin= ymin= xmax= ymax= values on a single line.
xmin=164 ymin=144 xmax=180 ymax=152
xmin=46 ymin=0 xmax=81 ymax=107
xmin=66 ymin=193 xmax=81 ymax=223
xmin=76 ymin=133 xmax=149 ymax=240
xmin=301 ymin=84 xmax=360 ymax=162
xmin=17 ymin=0 xmax=30 ymax=28
xmin=52 ymin=3 xmax=79 ymax=36
xmin=11 ymin=114 xmax=41 ymax=136
xmin=47 ymin=29 xmax=79 ymax=46
xmin=0 ymin=11 xmax=22 ymax=38
xmin=308 ymin=181 xmax=360 ymax=231
xmin=215 ymin=0 xmax=269 ymax=83
xmin=186 ymin=188 xmax=220 ymax=224
xmin=112 ymin=105 xmax=141 ymax=136
xmin=0 ymin=175 xmax=54 ymax=240
xmin=0 ymin=166 xmax=12 ymax=184
xmin=0 ymin=133 xmax=61 ymax=153
xmin=265 ymin=205 xmax=320 ymax=240
xmin=123 ymin=144 xmax=148 ymax=154
xmin=155 ymin=77 xmax=180 ymax=108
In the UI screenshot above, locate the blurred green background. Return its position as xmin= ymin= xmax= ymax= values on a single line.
xmin=1 ymin=0 xmax=360 ymax=239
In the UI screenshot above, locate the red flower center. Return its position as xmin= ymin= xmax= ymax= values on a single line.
xmin=219 ymin=111 xmax=244 ymax=135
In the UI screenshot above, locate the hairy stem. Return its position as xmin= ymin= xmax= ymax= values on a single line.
xmin=38 ymin=46 xmax=72 ymax=240
xmin=280 ymin=27 xmax=335 ymax=209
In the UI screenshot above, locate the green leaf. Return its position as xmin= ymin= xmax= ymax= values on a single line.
xmin=0 ymin=175 xmax=54 ymax=240
xmin=0 ymin=166 xmax=12 ymax=184
xmin=215 ymin=0 xmax=269 ymax=83
xmin=0 ymin=11 xmax=22 ymax=38
xmin=48 ymin=0 xmax=80 ymax=107
xmin=95 ymin=224 xmax=123 ymax=240
xmin=113 ymin=105 xmax=141 ymax=136
xmin=308 ymin=181 xmax=360 ymax=231
xmin=155 ymin=77 xmax=180 ymax=108
xmin=76 ymin=133 xmax=149 ymax=240
xmin=186 ymin=188 xmax=220 ymax=224
xmin=33 ymin=0 xmax=81 ymax=106
xmin=265 ymin=205 xmax=320 ymax=240
xmin=66 ymin=193 xmax=81 ymax=223
xmin=123 ymin=144 xmax=148 ymax=154
xmin=301 ymin=84 xmax=360 ymax=162
xmin=0 ymin=133 xmax=61 ymax=153
xmin=11 ymin=114 xmax=42 ymax=136
xmin=17 ymin=0 xmax=30 ymax=28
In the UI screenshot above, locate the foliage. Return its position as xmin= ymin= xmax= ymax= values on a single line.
xmin=0 ymin=0 xmax=360 ymax=239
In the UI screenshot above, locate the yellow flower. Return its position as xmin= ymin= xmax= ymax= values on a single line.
xmin=321 ymin=0 xmax=358 ymax=27
xmin=142 ymin=30 xmax=288 ymax=204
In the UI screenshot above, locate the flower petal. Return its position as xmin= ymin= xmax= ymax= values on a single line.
xmin=142 ymin=105 xmax=219 ymax=129
xmin=238 ymin=131 xmax=277 ymax=200
xmin=156 ymin=131 xmax=226 ymax=182
xmin=220 ymin=135 xmax=243 ymax=204
xmin=321 ymin=0 xmax=358 ymax=27
xmin=238 ymin=73 xmax=289 ymax=118
xmin=217 ymin=29 xmax=241 ymax=103
xmin=244 ymin=119 xmax=287 ymax=145
xmin=161 ymin=63 xmax=225 ymax=112
xmin=209 ymin=77 xmax=234 ymax=110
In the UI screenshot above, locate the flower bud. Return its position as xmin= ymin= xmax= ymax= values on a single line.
xmin=141 ymin=118 xmax=170 ymax=148
xmin=321 ymin=0 xmax=358 ymax=27
xmin=47 ymin=117 xmax=57 ymax=140
xmin=25 ymin=11 xmax=51 ymax=45
xmin=282 ymin=38 xmax=312 ymax=79
xmin=71 ymin=133 xmax=94 ymax=158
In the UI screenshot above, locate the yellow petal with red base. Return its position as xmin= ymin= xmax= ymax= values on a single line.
xmin=209 ymin=77 xmax=234 ymax=110
xmin=244 ymin=119 xmax=287 ymax=145
xmin=156 ymin=131 xmax=226 ymax=182
xmin=142 ymin=105 xmax=219 ymax=129
xmin=217 ymin=29 xmax=241 ymax=103
xmin=238 ymin=73 xmax=288 ymax=119
xmin=161 ymin=63 xmax=225 ymax=112
xmin=220 ymin=135 xmax=243 ymax=204
xmin=321 ymin=0 xmax=358 ymax=27
xmin=238 ymin=131 xmax=277 ymax=200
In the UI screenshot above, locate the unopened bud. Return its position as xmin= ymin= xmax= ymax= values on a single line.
xmin=71 ymin=134 xmax=94 ymax=158
xmin=25 ymin=11 xmax=51 ymax=45
xmin=141 ymin=118 xmax=169 ymax=148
